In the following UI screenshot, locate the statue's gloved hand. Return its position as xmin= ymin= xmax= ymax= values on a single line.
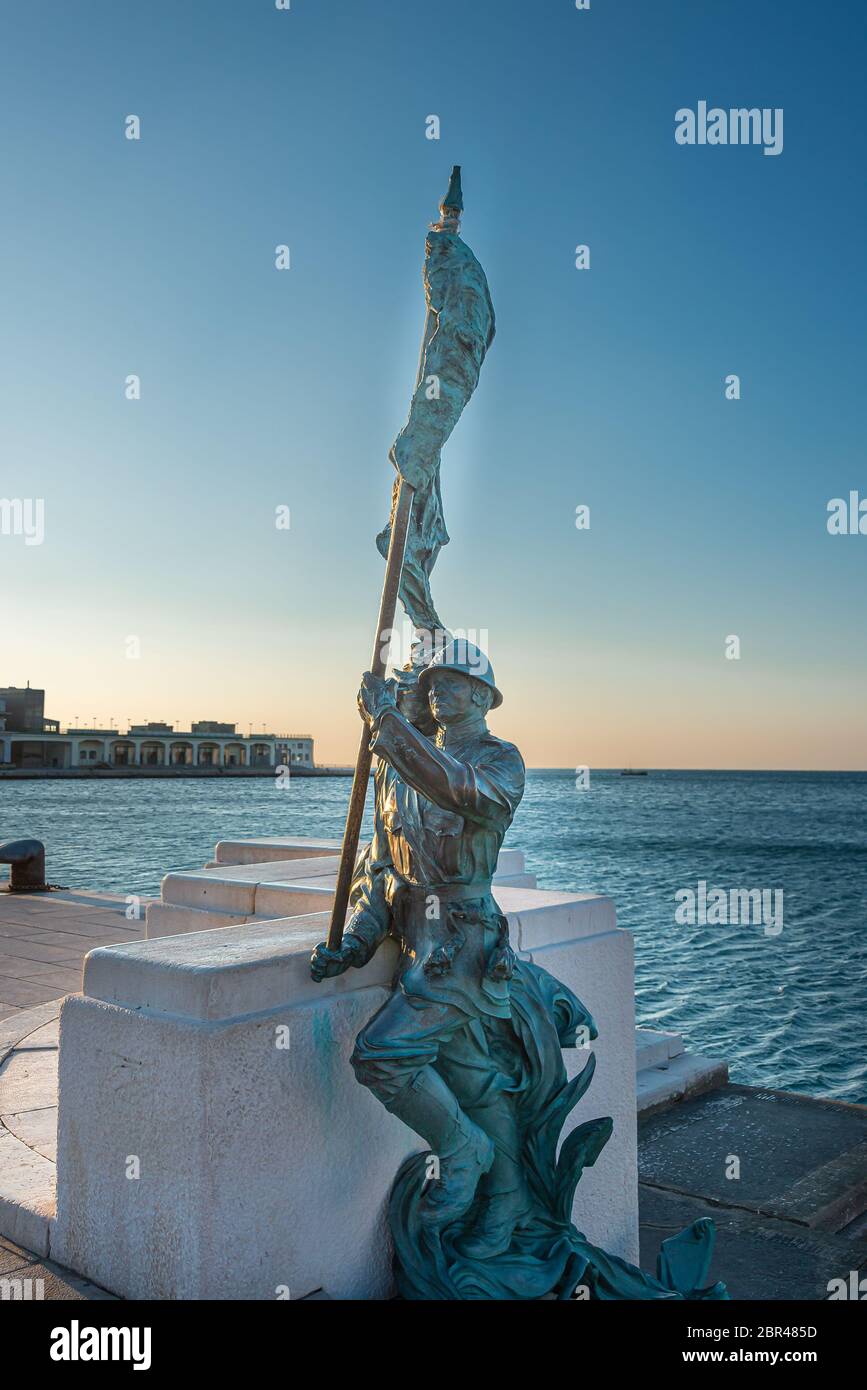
xmin=357 ymin=671 xmax=398 ymax=727
xmin=310 ymin=935 xmax=364 ymax=982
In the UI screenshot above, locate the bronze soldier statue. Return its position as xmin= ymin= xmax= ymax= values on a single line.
xmin=311 ymin=640 xmax=727 ymax=1300
xmin=310 ymin=171 xmax=725 ymax=1299
xmin=311 ymin=639 xmax=530 ymax=1258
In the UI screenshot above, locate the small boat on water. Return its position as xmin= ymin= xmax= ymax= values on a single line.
xmin=621 ymin=768 xmax=649 ymax=776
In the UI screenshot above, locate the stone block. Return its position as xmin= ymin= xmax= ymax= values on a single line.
xmin=213 ymin=837 xmax=341 ymax=866
xmin=55 ymin=893 xmax=637 ymax=1298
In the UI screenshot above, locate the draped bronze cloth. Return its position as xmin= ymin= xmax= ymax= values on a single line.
xmin=377 ymin=226 xmax=495 ymax=635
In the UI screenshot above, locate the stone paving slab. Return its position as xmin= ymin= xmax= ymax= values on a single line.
xmin=1 ymin=930 xmax=115 ymax=952
xmin=0 ymin=890 xmax=151 ymax=1016
xmin=0 ymin=922 xmax=73 ymax=939
xmin=21 ymin=1019 xmax=60 ymax=1048
xmin=0 ymin=954 xmax=75 ymax=981
xmin=2 ymin=889 xmax=132 ymax=910
xmin=638 ymin=1084 xmax=867 ymax=1231
xmin=0 ymin=1000 xmax=64 ymax=1066
xmin=3 ymin=1107 xmax=57 ymax=1162
xmin=6 ymin=918 xmax=139 ymax=939
xmin=8 ymin=966 xmax=82 ymax=994
xmin=0 ymin=1126 xmax=55 ymax=1255
xmin=0 ymin=1236 xmax=116 ymax=1300
xmin=0 ymin=1001 xmax=63 ymax=1260
xmin=0 ymin=1014 xmax=60 ymax=1167
xmin=0 ymin=1234 xmax=34 ymax=1276
xmin=0 ymin=940 xmax=85 ymax=965
xmin=0 ymin=1049 xmax=59 ymax=1112
xmin=0 ymin=978 xmax=64 ymax=1009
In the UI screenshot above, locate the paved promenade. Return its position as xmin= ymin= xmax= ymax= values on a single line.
xmin=0 ymin=887 xmax=151 ymax=1023
xmin=0 ymin=889 xmax=151 ymax=1299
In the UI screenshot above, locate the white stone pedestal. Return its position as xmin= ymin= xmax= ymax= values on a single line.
xmin=53 ymin=889 xmax=637 ymax=1300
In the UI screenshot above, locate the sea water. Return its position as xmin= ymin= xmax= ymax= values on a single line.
xmin=1 ymin=769 xmax=865 ymax=1103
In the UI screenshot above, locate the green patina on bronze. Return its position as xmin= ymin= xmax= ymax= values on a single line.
xmin=376 ymin=166 xmax=495 ymax=637
xmin=312 ymin=171 xmax=727 ymax=1300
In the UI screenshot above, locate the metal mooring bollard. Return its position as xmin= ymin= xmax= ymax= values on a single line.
xmin=0 ymin=839 xmax=50 ymax=892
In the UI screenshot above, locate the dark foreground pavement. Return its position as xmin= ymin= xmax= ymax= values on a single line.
xmin=0 ymin=1234 xmax=116 ymax=1300
xmin=639 ymin=1083 xmax=867 ymax=1299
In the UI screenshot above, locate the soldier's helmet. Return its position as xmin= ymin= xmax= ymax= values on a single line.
xmin=417 ymin=637 xmax=503 ymax=709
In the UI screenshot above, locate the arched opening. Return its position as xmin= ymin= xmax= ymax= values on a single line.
xmin=249 ymin=743 xmax=272 ymax=768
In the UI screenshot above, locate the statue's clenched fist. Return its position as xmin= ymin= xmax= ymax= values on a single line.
xmin=357 ymin=671 xmax=398 ymax=727
xmin=310 ymin=937 xmax=362 ymax=982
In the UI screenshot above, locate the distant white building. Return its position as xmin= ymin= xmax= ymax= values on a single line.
xmin=281 ymin=736 xmax=315 ymax=768
xmin=0 ymin=691 xmax=315 ymax=771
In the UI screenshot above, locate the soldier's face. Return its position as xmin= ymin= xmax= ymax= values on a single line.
xmin=427 ymin=671 xmax=475 ymax=723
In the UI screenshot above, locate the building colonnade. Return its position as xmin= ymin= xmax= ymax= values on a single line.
xmin=0 ymin=735 xmax=280 ymax=769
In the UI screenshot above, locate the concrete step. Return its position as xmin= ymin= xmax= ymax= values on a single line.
xmin=635 ymin=1026 xmax=727 ymax=1116
xmin=635 ymin=1027 xmax=686 ymax=1072
xmin=149 ymin=848 xmax=534 ymax=939
xmin=148 ymin=872 xmax=541 ymax=939
xmin=161 ymin=857 xmax=342 ymax=914
xmin=145 ymin=903 xmax=258 ymax=937
xmin=636 ymin=1051 xmax=729 ymax=1117
xmin=210 ymin=841 xmax=526 ymax=875
xmin=210 ymin=836 xmax=341 ymax=867
xmin=253 ymin=871 xmax=536 ymax=921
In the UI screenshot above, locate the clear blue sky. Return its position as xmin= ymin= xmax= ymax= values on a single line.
xmin=2 ymin=0 xmax=865 ymax=767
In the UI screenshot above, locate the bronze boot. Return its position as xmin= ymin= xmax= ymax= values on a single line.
xmin=385 ymin=1067 xmax=495 ymax=1227
xmin=454 ymin=1097 xmax=531 ymax=1259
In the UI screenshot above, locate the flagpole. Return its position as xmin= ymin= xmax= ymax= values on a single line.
xmin=325 ymin=168 xmax=463 ymax=951
xmin=325 ymin=478 xmax=413 ymax=950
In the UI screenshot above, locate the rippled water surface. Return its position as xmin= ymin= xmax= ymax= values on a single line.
xmin=2 ymin=770 xmax=865 ymax=1102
